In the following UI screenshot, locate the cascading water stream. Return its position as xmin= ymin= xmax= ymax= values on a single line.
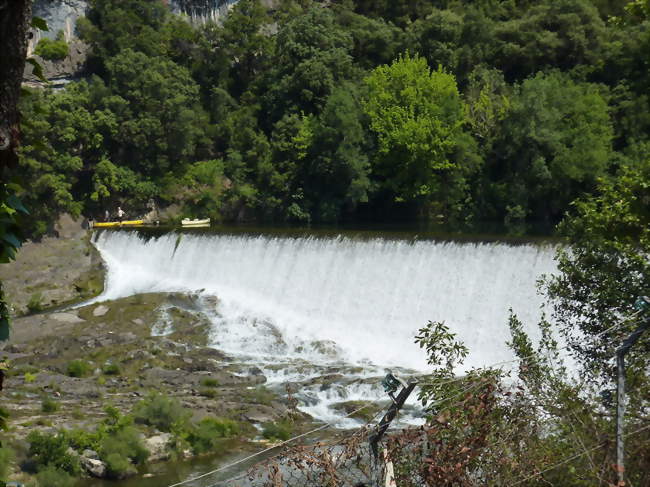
xmin=92 ymin=230 xmax=558 ymax=424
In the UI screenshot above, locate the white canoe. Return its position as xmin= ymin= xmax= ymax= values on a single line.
xmin=181 ymin=218 xmax=211 ymax=226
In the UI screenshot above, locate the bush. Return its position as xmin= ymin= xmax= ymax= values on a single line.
xmin=24 ymin=371 xmax=38 ymax=383
xmin=187 ymin=417 xmax=240 ymax=455
xmin=262 ymin=420 xmax=293 ymax=442
xmin=199 ymin=388 xmax=217 ymax=398
xmin=133 ymin=392 xmax=189 ymax=432
xmin=102 ymin=363 xmax=121 ymax=375
xmin=60 ymin=428 xmax=101 ymax=452
xmin=34 ymin=31 xmax=69 ymax=61
xmin=27 ymin=292 xmax=43 ymax=313
xmin=103 ymin=452 xmax=136 ymax=480
xmin=0 ymin=444 xmax=14 ymax=479
xmin=249 ymin=386 xmax=275 ymax=405
xmin=26 ymin=431 xmax=80 ymax=475
xmin=41 ymin=396 xmax=60 ymax=413
xmin=35 ymin=466 xmax=76 ymax=487
xmin=100 ymin=426 xmax=148 ymax=466
xmin=200 ymin=377 xmax=219 ymax=388
xmin=66 ymin=359 xmax=92 ymax=378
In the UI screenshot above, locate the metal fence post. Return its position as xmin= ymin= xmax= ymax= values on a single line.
xmin=614 ymin=296 xmax=650 ymax=485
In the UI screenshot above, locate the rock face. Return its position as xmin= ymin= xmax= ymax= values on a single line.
xmin=144 ymin=433 xmax=172 ymax=462
xmin=0 ymin=214 xmax=104 ymax=316
xmin=31 ymin=0 xmax=88 ymax=45
xmin=81 ymin=455 xmax=107 ymax=478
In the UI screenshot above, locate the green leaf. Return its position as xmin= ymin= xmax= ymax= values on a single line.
xmin=6 ymin=194 xmax=28 ymax=214
xmin=0 ymin=318 xmax=9 ymax=341
xmin=26 ymin=58 xmax=48 ymax=83
xmin=31 ymin=16 xmax=49 ymax=31
xmin=2 ymin=232 xmax=22 ymax=249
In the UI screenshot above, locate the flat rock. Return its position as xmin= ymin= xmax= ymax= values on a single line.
xmin=51 ymin=312 xmax=85 ymax=324
xmin=93 ymin=305 xmax=109 ymax=317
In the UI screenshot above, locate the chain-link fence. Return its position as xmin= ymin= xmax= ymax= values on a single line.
xmin=177 ymin=424 xmax=393 ymax=487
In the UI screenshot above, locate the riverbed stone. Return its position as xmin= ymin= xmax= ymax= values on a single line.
xmin=93 ymin=305 xmax=109 ymax=317
xmin=51 ymin=312 xmax=85 ymax=324
xmin=144 ymin=433 xmax=172 ymax=462
xmin=81 ymin=456 xmax=107 ymax=478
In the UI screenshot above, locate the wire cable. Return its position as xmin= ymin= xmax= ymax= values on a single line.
xmin=166 ymin=399 xmax=386 ymax=487
xmin=170 ymin=309 xmax=647 ymax=487
xmin=509 ymin=424 xmax=650 ymax=486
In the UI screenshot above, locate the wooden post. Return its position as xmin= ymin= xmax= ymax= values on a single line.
xmin=383 ymin=449 xmax=397 ymax=487
xmin=369 ymin=380 xmax=417 ymax=460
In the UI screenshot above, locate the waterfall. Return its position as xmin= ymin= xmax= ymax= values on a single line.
xmin=92 ymin=231 xmax=557 ymax=373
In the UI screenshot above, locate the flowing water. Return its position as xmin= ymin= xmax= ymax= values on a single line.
xmin=91 ymin=229 xmax=557 ymax=420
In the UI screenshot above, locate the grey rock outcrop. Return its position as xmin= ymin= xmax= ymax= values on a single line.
xmin=144 ymin=433 xmax=172 ymax=462
xmin=81 ymin=455 xmax=107 ymax=478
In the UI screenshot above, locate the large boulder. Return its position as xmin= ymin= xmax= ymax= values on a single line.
xmin=81 ymin=455 xmax=107 ymax=478
xmin=144 ymin=433 xmax=172 ymax=462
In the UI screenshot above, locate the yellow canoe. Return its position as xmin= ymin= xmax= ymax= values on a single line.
xmin=93 ymin=220 xmax=144 ymax=228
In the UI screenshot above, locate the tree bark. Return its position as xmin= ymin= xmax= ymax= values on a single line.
xmin=0 ymin=0 xmax=32 ymax=172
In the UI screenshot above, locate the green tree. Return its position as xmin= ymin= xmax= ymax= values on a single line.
xmin=363 ymin=53 xmax=467 ymax=214
xmin=103 ymin=49 xmax=210 ymax=177
xmin=545 ymin=160 xmax=650 ymax=384
xmin=264 ymin=7 xmax=354 ymax=120
xmin=494 ymin=0 xmax=608 ymax=81
xmin=303 ymin=83 xmax=371 ymax=221
xmin=410 ymin=8 xmax=464 ymax=74
xmin=334 ymin=6 xmax=405 ymax=70
xmin=214 ymin=0 xmax=273 ymax=97
xmin=79 ymin=0 xmax=169 ymax=62
xmin=489 ymin=72 xmax=613 ymax=227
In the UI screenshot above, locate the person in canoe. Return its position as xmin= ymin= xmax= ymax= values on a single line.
xmin=117 ymin=206 xmax=125 ymax=223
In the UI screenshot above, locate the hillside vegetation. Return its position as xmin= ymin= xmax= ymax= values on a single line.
xmin=16 ymin=0 xmax=650 ymax=236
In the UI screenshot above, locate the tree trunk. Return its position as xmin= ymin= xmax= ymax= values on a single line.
xmin=0 ymin=0 xmax=32 ymax=172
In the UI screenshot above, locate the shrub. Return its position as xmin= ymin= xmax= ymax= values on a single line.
xmin=35 ymin=466 xmax=76 ymax=487
xmin=100 ymin=426 xmax=148 ymax=466
xmin=26 ymin=431 xmax=81 ymax=475
xmin=200 ymin=377 xmax=219 ymax=388
xmin=133 ymin=392 xmax=189 ymax=432
xmin=0 ymin=444 xmax=14 ymax=479
xmin=103 ymin=452 xmax=136 ymax=479
xmin=66 ymin=359 xmax=92 ymax=378
xmin=34 ymin=31 xmax=69 ymax=61
xmin=102 ymin=363 xmax=121 ymax=375
xmin=24 ymin=371 xmax=38 ymax=383
xmin=60 ymin=428 xmax=101 ymax=452
xmin=41 ymin=397 xmax=60 ymax=413
xmin=249 ymin=386 xmax=275 ymax=405
xmin=199 ymin=388 xmax=217 ymax=398
xmin=187 ymin=417 xmax=240 ymax=454
xmin=262 ymin=420 xmax=293 ymax=442
xmin=27 ymin=292 xmax=43 ymax=313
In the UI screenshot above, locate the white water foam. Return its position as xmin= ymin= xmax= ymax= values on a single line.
xmin=93 ymin=231 xmax=557 ymax=372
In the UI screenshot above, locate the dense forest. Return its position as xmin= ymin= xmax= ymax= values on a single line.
xmin=16 ymin=0 xmax=650 ymax=236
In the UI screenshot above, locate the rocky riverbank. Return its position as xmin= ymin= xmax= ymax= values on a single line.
xmin=0 ymin=224 xmax=389 ymax=485
xmin=0 ymin=222 xmax=316 ymax=485
xmin=0 ymin=215 xmax=103 ymax=317
xmin=0 ymin=292 xmax=314 ymax=484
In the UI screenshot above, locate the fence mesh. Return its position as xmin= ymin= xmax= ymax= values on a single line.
xmin=181 ymin=424 xmax=390 ymax=487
